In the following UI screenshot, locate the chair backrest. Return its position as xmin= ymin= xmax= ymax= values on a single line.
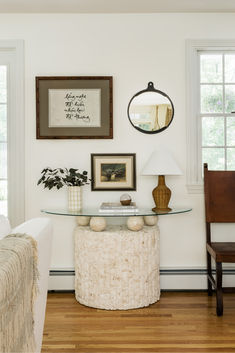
xmin=204 ymin=163 xmax=235 ymax=223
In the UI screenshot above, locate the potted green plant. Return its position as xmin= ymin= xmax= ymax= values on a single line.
xmin=37 ymin=168 xmax=90 ymax=211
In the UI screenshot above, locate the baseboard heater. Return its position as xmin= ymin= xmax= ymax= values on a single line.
xmin=48 ymin=268 xmax=235 ymax=291
xmin=49 ymin=268 xmax=235 ymax=276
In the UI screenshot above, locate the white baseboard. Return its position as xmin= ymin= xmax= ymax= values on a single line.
xmin=48 ymin=267 xmax=235 ymax=291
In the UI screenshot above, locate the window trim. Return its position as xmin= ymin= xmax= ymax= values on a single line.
xmin=0 ymin=40 xmax=25 ymax=226
xmin=186 ymin=39 xmax=235 ymax=194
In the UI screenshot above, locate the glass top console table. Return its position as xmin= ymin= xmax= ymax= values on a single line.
xmin=41 ymin=207 xmax=192 ymax=310
xmin=41 ymin=207 xmax=192 ymax=217
xmin=42 ymin=207 xmax=192 ymax=231
xmin=41 ymin=207 xmax=192 ymax=231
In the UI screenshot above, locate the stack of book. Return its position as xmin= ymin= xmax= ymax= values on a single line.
xmin=99 ymin=202 xmax=139 ymax=213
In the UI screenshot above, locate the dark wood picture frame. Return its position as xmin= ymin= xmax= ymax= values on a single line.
xmin=36 ymin=76 xmax=113 ymax=139
xmin=91 ymin=153 xmax=136 ymax=191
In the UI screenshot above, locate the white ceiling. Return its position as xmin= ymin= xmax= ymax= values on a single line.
xmin=1 ymin=0 xmax=235 ymax=13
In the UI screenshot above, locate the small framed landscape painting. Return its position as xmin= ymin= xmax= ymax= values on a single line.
xmin=91 ymin=154 xmax=136 ymax=191
xmin=36 ymin=76 xmax=113 ymax=139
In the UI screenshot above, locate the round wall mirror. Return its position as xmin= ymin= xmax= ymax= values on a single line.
xmin=127 ymin=82 xmax=174 ymax=134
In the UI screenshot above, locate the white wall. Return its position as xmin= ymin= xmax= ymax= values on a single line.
xmin=0 ymin=13 xmax=234 ymax=287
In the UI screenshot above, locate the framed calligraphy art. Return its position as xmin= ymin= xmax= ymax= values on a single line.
xmin=36 ymin=76 xmax=113 ymax=139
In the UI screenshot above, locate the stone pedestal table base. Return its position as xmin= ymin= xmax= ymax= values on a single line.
xmin=74 ymin=225 xmax=160 ymax=310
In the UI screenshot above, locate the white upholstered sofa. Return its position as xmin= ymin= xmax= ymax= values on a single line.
xmin=0 ymin=216 xmax=53 ymax=353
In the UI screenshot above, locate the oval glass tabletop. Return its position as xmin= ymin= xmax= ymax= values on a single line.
xmin=41 ymin=207 xmax=192 ymax=217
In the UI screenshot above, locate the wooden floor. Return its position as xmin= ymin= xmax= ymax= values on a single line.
xmin=42 ymin=291 xmax=235 ymax=353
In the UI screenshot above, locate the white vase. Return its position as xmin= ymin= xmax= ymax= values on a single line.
xmin=68 ymin=186 xmax=82 ymax=211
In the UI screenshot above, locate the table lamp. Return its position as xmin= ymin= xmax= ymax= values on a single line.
xmin=142 ymin=150 xmax=182 ymax=212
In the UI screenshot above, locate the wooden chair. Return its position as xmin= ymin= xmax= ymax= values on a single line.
xmin=204 ymin=163 xmax=235 ymax=316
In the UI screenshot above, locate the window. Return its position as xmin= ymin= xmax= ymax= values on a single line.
xmin=186 ymin=40 xmax=235 ymax=193
xmin=0 ymin=66 xmax=7 ymax=216
xmin=200 ymin=53 xmax=235 ymax=171
xmin=0 ymin=41 xmax=24 ymax=226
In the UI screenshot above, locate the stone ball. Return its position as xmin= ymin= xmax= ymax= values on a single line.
xmin=90 ymin=217 xmax=106 ymax=232
xmin=76 ymin=216 xmax=91 ymax=226
xmin=144 ymin=216 xmax=158 ymax=226
xmin=127 ymin=216 xmax=144 ymax=231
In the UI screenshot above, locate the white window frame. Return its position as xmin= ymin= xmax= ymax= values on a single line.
xmin=0 ymin=40 xmax=25 ymax=226
xmin=186 ymin=39 xmax=235 ymax=194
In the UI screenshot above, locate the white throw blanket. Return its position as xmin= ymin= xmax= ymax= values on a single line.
xmin=0 ymin=234 xmax=39 ymax=353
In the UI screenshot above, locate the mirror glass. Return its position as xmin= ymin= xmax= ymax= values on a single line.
xmin=128 ymin=82 xmax=174 ymax=134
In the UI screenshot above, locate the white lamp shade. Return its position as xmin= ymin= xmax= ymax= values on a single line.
xmin=142 ymin=150 xmax=182 ymax=176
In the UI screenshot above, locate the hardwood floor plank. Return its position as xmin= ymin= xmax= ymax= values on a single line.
xmin=42 ymin=292 xmax=235 ymax=353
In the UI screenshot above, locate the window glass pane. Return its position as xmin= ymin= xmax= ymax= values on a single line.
xmin=0 ymin=143 xmax=7 ymax=178
xmin=0 ymin=180 xmax=7 ymax=216
xmin=0 ymin=105 xmax=7 ymax=141
xmin=0 ymin=90 xmax=6 ymax=103
xmin=0 ymin=66 xmax=6 ymax=87
xmin=202 ymin=117 xmax=224 ymax=146
xmin=0 ymin=66 xmax=7 ymax=103
xmin=225 ymin=54 xmax=235 ymax=83
xmin=227 ymin=148 xmax=235 ymax=170
xmin=225 ymin=85 xmax=235 ymax=113
xmin=202 ymin=148 xmax=225 ymax=170
xmin=200 ymin=55 xmax=222 ymax=83
xmin=200 ymin=85 xmax=223 ymax=113
xmin=0 ymin=66 xmax=6 ymax=85
xmin=227 ymin=116 xmax=235 ymax=146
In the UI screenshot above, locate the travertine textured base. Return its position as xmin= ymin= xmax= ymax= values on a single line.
xmin=74 ymin=225 xmax=160 ymax=310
